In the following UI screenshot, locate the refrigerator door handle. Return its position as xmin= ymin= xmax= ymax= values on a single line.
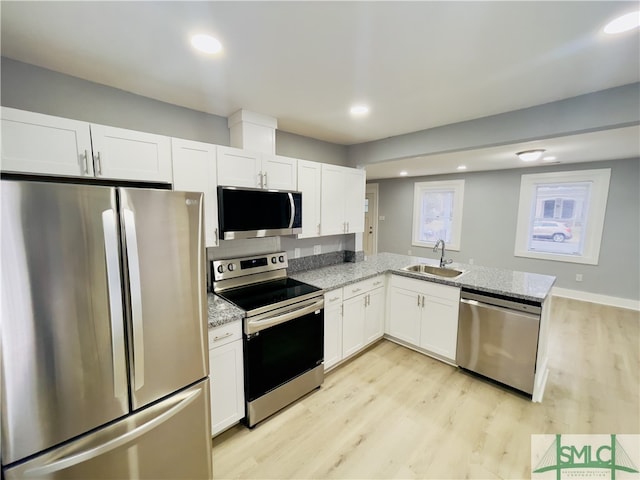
xmin=101 ymin=210 xmax=128 ymax=402
xmin=123 ymin=209 xmax=145 ymax=390
xmin=21 ymin=387 xmax=203 ymax=478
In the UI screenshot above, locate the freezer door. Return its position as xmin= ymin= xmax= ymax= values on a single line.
xmin=119 ymin=188 xmax=208 ymax=409
xmin=3 ymin=380 xmax=213 ymax=480
xmin=1 ymin=180 xmax=129 ymax=465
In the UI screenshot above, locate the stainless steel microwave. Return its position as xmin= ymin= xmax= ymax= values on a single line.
xmin=217 ymin=186 xmax=302 ymax=240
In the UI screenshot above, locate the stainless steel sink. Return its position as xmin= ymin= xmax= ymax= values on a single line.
xmin=403 ymin=264 xmax=465 ymax=279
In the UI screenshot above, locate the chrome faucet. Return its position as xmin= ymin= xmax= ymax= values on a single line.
xmin=433 ymin=239 xmax=453 ymax=268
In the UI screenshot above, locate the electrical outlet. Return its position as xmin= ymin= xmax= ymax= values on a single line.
xmin=294 ymin=248 xmax=300 ymax=259
xmin=379 ymin=215 xmax=385 ymax=221
xmin=575 ymin=273 xmax=583 ymax=282
xmin=313 ymin=245 xmax=321 ymax=255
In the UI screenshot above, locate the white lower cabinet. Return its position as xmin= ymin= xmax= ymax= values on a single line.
xmin=323 ymin=289 xmax=344 ymax=371
xmin=387 ymin=275 xmax=460 ymax=363
xmin=208 ymin=321 xmax=244 ymax=436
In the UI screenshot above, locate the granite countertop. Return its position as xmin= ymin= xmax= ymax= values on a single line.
xmin=290 ymin=252 xmax=556 ymax=303
xmin=207 ymin=252 xmax=556 ymax=328
xmin=207 ymin=293 xmax=244 ymax=329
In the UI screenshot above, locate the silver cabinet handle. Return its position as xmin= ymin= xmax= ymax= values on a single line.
xmin=83 ymin=150 xmax=90 ymax=174
xmin=351 ymin=288 xmax=361 ymax=294
xmin=417 ymin=294 xmax=421 ymax=306
xmin=317 ymin=224 xmax=321 ymax=235
xmin=258 ymin=172 xmax=263 ymax=188
xmin=263 ymin=171 xmax=268 ymax=188
xmin=123 ymin=209 xmax=145 ymax=390
xmin=347 ymin=221 xmax=350 ymax=233
xmin=329 ymin=296 xmax=341 ymax=302
xmin=422 ymin=295 xmax=425 ymax=308
xmin=373 ymin=281 xmax=382 ymax=286
xmin=94 ymin=151 xmax=103 ymax=175
xmin=101 ymin=209 xmax=127 ymax=403
xmin=213 ymin=332 xmax=233 ymax=342
xmin=214 ymin=227 xmax=218 ymax=244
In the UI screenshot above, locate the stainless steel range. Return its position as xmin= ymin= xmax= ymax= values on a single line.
xmin=212 ymin=252 xmax=324 ymax=427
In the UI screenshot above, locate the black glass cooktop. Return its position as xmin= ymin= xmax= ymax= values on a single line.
xmin=217 ymin=278 xmax=322 ymax=313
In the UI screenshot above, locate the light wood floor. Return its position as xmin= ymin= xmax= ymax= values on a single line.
xmin=212 ymin=297 xmax=639 ymax=479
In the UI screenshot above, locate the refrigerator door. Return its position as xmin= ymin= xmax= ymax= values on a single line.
xmin=119 ymin=188 xmax=208 ymax=409
xmin=4 ymin=380 xmax=213 ymax=480
xmin=1 ymin=180 xmax=129 ymax=465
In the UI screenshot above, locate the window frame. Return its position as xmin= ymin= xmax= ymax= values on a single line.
xmin=514 ymin=168 xmax=611 ymax=265
xmin=412 ymin=179 xmax=465 ymax=251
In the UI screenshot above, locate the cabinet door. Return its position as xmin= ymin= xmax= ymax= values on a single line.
xmin=171 ymin=138 xmax=219 ymax=247
xmin=344 ymin=168 xmax=366 ymax=233
xmin=364 ymin=286 xmax=385 ymax=345
xmin=387 ymin=286 xmax=421 ymax=346
xmin=420 ymin=295 xmax=460 ymax=362
xmin=90 ymin=124 xmax=172 ymax=182
xmin=320 ymin=164 xmax=346 ymax=235
xmin=342 ymin=294 xmax=366 ymax=358
xmin=216 ymin=146 xmax=262 ymax=188
xmin=263 ymin=155 xmax=297 ymax=190
xmin=209 ymin=340 xmax=245 ymax=436
xmin=323 ymin=291 xmax=344 ymax=371
xmin=297 ymin=160 xmax=322 ymax=238
xmin=1 ymin=107 xmax=93 ymax=177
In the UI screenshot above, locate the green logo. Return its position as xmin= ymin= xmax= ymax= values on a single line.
xmin=532 ymin=434 xmax=639 ymax=479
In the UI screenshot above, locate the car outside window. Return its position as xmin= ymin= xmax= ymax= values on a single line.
xmin=514 ymin=169 xmax=611 ymax=265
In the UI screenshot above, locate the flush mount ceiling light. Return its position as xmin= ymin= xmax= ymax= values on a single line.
xmin=516 ymin=149 xmax=546 ymax=162
xmin=191 ymin=34 xmax=223 ymax=54
xmin=603 ymin=11 xmax=640 ymax=34
xmin=350 ymin=105 xmax=370 ymax=116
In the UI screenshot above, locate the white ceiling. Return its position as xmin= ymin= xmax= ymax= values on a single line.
xmin=1 ymin=1 xmax=639 ymax=150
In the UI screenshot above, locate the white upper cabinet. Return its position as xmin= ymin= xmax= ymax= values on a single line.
xmin=90 ymin=124 xmax=172 ymax=183
xmin=1 ymin=107 xmax=173 ymax=183
xmin=262 ymin=154 xmax=297 ymax=190
xmin=297 ymin=159 xmax=322 ymax=238
xmin=216 ymin=146 xmax=262 ymax=188
xmin=171 ymin=138 xmax=219 ymax=247
xmin=1 ymin=107 xmax=93 ymax=177
xmin=320 ymin=164 xmax=366 ymax=235
xmin=217 ymin=146 xmax=297 ymax=191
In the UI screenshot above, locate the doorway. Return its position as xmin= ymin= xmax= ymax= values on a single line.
xmin=364 ymin=184 xmax=379 ymax=257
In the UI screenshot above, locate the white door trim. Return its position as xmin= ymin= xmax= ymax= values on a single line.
xmin=365 ymin=183 xmax=379 ymax=256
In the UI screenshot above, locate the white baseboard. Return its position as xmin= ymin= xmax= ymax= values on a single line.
xmin=552 ymin=287 xmax=640 ymax=312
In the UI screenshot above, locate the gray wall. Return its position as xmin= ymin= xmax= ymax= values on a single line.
xmin=374 ymin=158 xmax=640 ymax=301
xmin=0 ymin=57 xmax=349 ymax=166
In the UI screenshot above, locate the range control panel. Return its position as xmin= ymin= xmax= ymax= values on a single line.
xmin=212 ymin=251 xmax=289 ymax=282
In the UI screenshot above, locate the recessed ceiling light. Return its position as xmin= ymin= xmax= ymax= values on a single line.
xmin=350 ymin=105 xmax=370 ymax=116
xmin=399 ymin=171 xmax=408 ymax=176
xmin=191 ymin=34 xmax=223 ymax=54
xmin=543 ymin=156 xmax=557 ymax=162
xmin=516 ymin=149 xmax=546 ymax=162
xmin=457 ymin=165 xmax=467 ymax=170
xmin=604 ymin=11 xmax=640 ymax=34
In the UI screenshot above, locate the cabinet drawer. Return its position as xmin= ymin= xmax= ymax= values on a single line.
xmin=324 ymin=288 xmax=344 ymax=305
xmin=208 ymin=321 xmax=242 ymax=349
xmin=343 ymin=276 xmax=385 ymax=299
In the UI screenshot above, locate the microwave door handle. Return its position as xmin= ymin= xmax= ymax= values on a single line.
xmin=288 ymin=192 xmax=295 ymax=228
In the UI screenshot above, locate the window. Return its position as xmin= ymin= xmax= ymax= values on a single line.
xmin=514 ymin=169 xmax=611 ymax=265
xmin=412 ymin=180 xmax=465 ymax=250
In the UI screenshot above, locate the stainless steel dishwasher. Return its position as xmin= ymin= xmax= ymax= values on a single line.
xmin=456 ymin=290 xmax=541 ymax=395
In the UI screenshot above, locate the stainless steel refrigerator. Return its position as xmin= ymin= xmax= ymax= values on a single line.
xmin=1 ymin=179 xmax=213 ymax=479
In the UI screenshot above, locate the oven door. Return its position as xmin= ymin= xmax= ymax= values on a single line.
xmin=244 ymin=298 xmax=324 ymax=402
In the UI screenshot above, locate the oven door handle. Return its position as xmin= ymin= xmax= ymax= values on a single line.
xmin=247 ymin=298 xmax=324 ymax=334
